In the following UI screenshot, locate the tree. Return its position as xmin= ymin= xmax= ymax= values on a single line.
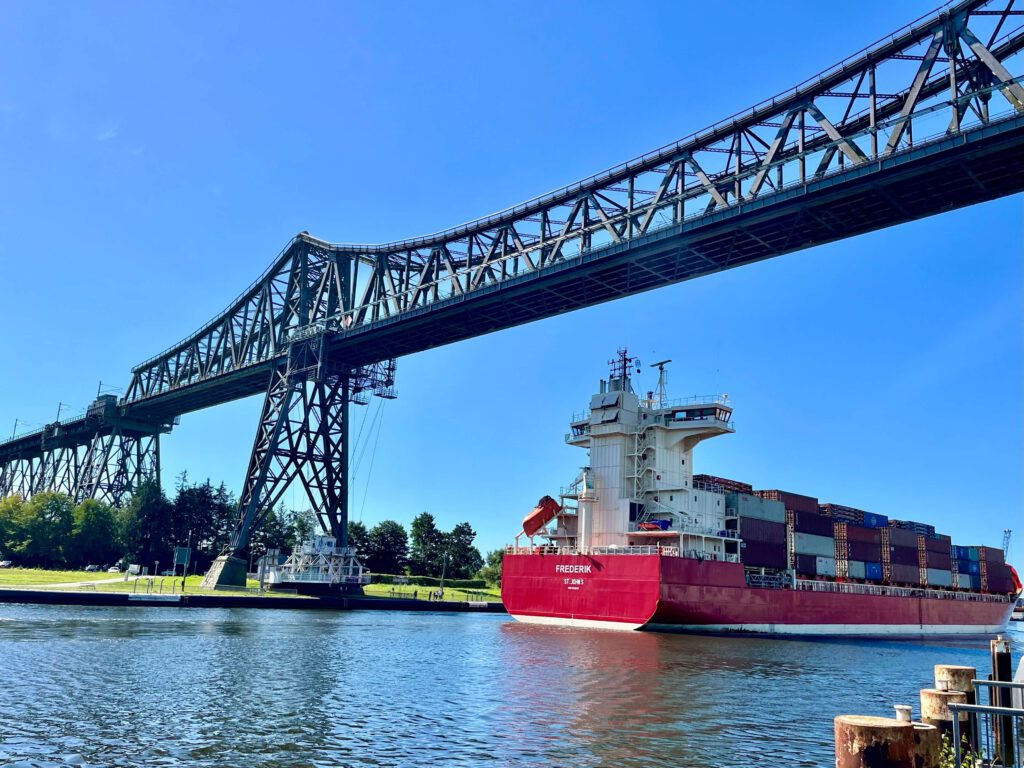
xmin=409 ymin=512 xmax=444 ymax=576
xmin=12 ymin=492 xmax=74 ymax=568
xmin=478 ymin=548 xmax=503 ymax=587
xmin=287 ymin=508 xmax=317 ymax=548
xmin=127 ymin=481 xmax=174 ymax=571
xmin=250 ymin=507 xmax=291 ymax=556
xmin=444 ymin=522 xmax=484 ymax=579
xmin=0 ymin=495 xmax=24 ymax=559
xmin=347 ymin=520 xmax=369 ymax=560
xmin=364 ymin=520 xmax=408 ymax=575
xmin=71 ymin=499 xmax=119 ymax=567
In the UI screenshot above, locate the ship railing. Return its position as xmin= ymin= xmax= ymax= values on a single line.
xmin=794 ymin=578 xmax=1014 ymax=604
xmin=504 ymin=544 xmax=680 ymax=557
xmin=950 ymin=681 xmax=1024 ymax=768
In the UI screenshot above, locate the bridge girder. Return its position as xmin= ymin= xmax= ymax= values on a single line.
xmin=121 ymin=0 xmax=1024 ymax=415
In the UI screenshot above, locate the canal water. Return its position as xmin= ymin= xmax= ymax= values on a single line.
xmin=0 ymin=606 xmax=1020 ymax=767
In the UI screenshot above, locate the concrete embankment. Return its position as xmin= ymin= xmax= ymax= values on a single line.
xmin=0 ymin=588 xmax=507 ymax=613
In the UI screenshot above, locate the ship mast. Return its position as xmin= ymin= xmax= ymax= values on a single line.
xmin=649 ymin=359 xmax=672 ymax=408
xmin=608 ymin=347 xmax=641 ymax=392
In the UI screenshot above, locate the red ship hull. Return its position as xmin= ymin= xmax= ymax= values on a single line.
xmin=502 ymin=553 xmax=1015 ymax=635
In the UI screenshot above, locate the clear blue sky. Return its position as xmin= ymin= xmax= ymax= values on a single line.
xmin=1 ymin=2 xmax=1020 ymax=566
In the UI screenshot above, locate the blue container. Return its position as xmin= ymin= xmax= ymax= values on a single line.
xmin=955 ymin=558 xmax=980 ymax=576
xmin=970 ymin=573 xmax=982 ymax=590
xmin=863 ymin=512 xmax=889 ymax=529
xmin=953 ymin=545 xmax=969 ymax=561
xmin=865 ymin=562 xmax=883 ymax=581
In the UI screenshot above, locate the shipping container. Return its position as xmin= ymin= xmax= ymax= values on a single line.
xmin=925 ymin=537 xmax=951 ymax=554
xmin=755 ymin=489 xmax=819 ymax=515
xmin=889 ymin=527 xmax=919 ymax=548
xmin=726 ymin=493 xmax=786 ymax=524
xmin=970 ymin=573 xmax=982 ymax=590
xmin=967 ymin=546 xmax=980 ymax=562
xmin=794 ymin=532 xmax=835 ymax=558
xmin=890 ymin=563 xmax=920 ymax=584
xmin=863 ymin=512 xmax=889 ymax=529
xmin=816 ymin=556 xmax=837 ymax=577
xmin=926 ymin=568 xmax=952 ymax=588
xmin=953 ymin=571 xmax=968 ymax=589
xmin=956 ymin=559 xmax=981 ymax=576
xmin=848 ymin=560 xmax=866 ymax=579
xmin=865 ymin=562 xmax=883 ymax=581
xmin=952 ymin=545 xmax=971 ymax=561
xmin=847 ymin=525 xmax=882 ymax=544
xmin=694 ymin=475 xmax=753 ymax=495
xmin=980 ymin=546 xmax=1004 ymax=565
xmin=741 ymin=540 xmax=788 ymax=569
xmin=926 ymin=551 xmax=951 ymax=570
xmin=848 ymin=540 xmax=881 ymax=562
xmin=795 ymin=553 xmax=817 ymax=576
xmin=739 ymin=517 xmax=786 ymax=544
xmin=793 ymin=511 xmax=834 ymax=537
xmin=890 ymin=546 xmax=919 ymax=567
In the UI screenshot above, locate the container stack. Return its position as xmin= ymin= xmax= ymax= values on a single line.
xmin=819 ymin=503 xmax=889 ymax=529
xmin=981 ymin=548 xmax=1016 ymax=593
xmin=888 ymin=526 xmax=920 ymax=585
xmin=755 ymin=489 xmax=819 ymax=516
xmin=792 ymin=508 xmax=836 ymax=578
xmin=923 ymin=535 xmax=952 ymax=588
xmin=952 ymin=546 xmax=981 ymax=590
xmin=890 ymin=519 xmax=936 ymax=537
xmin=728 ymin=493 xmax=787 ymax=569
xmin=845 ymin=523 xmax=884 ymax=583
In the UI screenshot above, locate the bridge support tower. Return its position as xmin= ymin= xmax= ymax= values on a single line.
xmin=203 ymin=335 xmax=395 ymax=589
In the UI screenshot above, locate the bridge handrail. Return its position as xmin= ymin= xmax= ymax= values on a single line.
xmin=127 ymin=0 xmax=992 ymax=377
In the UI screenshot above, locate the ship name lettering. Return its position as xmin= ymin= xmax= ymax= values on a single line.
xmin=555 ymin=564 xmax=592 ymax=574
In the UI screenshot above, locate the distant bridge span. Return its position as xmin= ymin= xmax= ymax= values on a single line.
xmin=1 ymin=0 xmax=1022 ymax=585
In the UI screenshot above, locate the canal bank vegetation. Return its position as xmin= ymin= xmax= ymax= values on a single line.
xmin=0 ymin=479 xmax=502 ymax=588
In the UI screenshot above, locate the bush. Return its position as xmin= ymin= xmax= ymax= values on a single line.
xmin=370 ymin=573 xmax=485 ymax=589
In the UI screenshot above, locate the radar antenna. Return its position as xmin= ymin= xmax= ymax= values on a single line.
xmin=1003 ymin=529 xmax=1012 ymax=560
xmin=649 ymin=359 xmax=672 ymax=408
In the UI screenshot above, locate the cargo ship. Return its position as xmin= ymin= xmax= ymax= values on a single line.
xmin=502 ymin=350 xmax=1020 ymax=635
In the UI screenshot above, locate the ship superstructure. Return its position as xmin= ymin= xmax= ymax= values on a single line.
xmin=550 ymin=350 xmax=734 ymax=561
xmin=503 ymin=350 xmax=1020 ymax=635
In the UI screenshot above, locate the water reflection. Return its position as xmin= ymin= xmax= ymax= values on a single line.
xmin=0 ymin=605 xmax=1019 ymax=767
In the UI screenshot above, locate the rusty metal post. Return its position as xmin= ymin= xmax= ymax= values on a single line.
xmin=990 ymin=635 xmax=1014 ymax=766
xmin=834 ymin=716 xmax=916 ymax=768
xmin=920 ymin=688 xmax=968 ymax=740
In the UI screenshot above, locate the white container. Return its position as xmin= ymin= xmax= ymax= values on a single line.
xmin=927 ymin=568 xmax=953 ymax=588
xmin=727 ymin=493 xmax=786 ymax=524
xmin=816 ymin=556 xmax=837 ymax=577
xmin=848 ymin=560 xmax=866 ymax=579
xmin=795 ymin=532 xmax=834 ymax=558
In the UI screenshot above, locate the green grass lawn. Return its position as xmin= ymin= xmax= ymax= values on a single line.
xmin=0 ymin=568 xmax=124 ymax=586
xmin=0 ymin=567 xmax=502 ymax=602
xmin=362 ymin=583 xmax=502 ymax=603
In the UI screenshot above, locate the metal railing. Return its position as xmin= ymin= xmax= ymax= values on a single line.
xmin=794 ymin=578 xmax=1014 ymax=603
xmin=950 ymin=680 xmax=1024 ymax=768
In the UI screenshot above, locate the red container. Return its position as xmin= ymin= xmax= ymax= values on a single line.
xmin=890 ymin=563 xmax=920 ymax=585
xmin=926 ymin=551 xmax=951 ymax=570
xmin=741 ymin=540 xmax=788 ymax=569
xmin=847 ymin=525 xmax=882 ymax=545
xmin=793 ymin=511 xmax=834 ymax=537
xmin=889 ymin=527 xmax=919 ymax=548
xmin=740 ymin=517 xmax=786 ymax=544
xmin=980 ymin=546 xmax=1004 ymax=564
xmin=756 ymin=489 xmax=819 ymax=515
xmin=925 ymin=537 xmax=950 ymax=554
xmin=849 ymin=540 xmax=882 ymax=562
xmin=890 ymin=546 xmax=919 ymax=566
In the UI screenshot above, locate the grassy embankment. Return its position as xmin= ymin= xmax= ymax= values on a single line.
xmin=0 ymin=568 xmax=502 ymax=602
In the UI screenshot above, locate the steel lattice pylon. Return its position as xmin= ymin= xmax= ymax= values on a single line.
xmin=203 ymin=335 xmax=395 ymax=588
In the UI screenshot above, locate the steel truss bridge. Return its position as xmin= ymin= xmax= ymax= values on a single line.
xmin=1 ymin=0 xmax=1022 ymax=584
